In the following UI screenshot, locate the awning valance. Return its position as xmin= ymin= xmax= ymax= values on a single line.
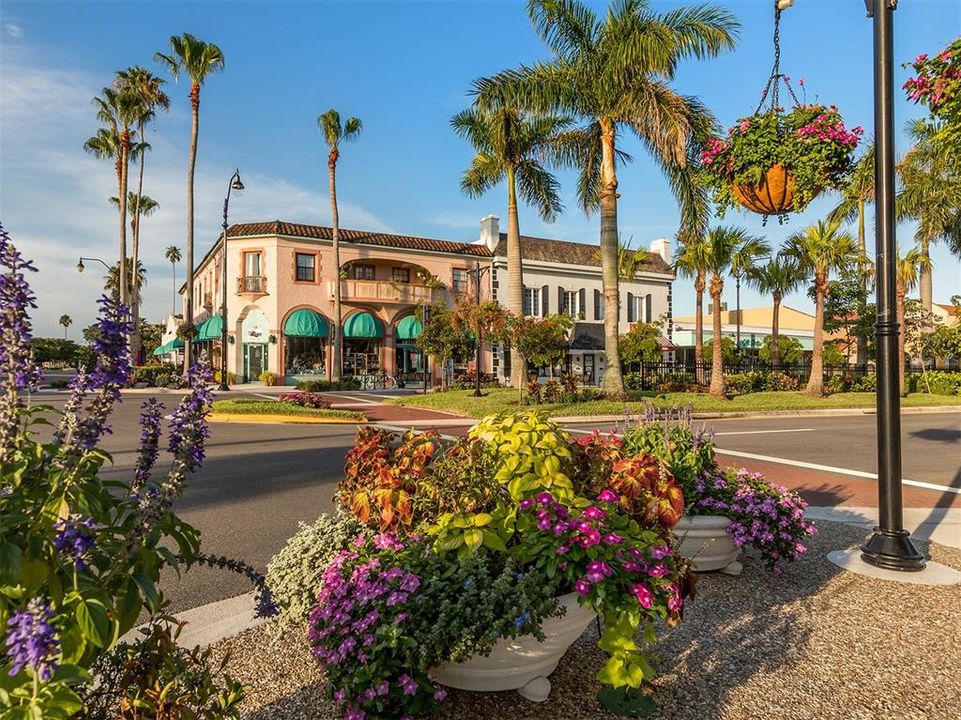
xmin=284 ymin=309 xmax=328 ymax=338
xmin=195 ymin=315 xmax=224 ymax=342
xmin=343 ymin=312 xmax=384 ymax=339
xmin=152 ymin=338 xmax=185 ymax=356
xmin=395 ymin=315 xmax=422 ymax=340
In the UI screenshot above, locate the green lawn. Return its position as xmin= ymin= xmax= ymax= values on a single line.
xmin=388 ymin=387 xmax=961 ymax=419
xmin=211 ymin=399 xmax=365 ymax=421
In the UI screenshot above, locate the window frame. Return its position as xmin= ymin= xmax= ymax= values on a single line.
xmin=451 ymin=268 xmax=469 ymax=295
xmin=523 ymin=287 xmax=542 ymax=318
xmin=351 ymin=263 xmax=376 ymax=281
xmin=391 ymin=267 xmax=411 ymax=284
xmin=294 ymin=252 xmax=316 ymax=283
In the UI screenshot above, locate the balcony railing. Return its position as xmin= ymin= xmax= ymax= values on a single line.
xmin=329 ymin=279 xmax=436 ymax=304
xmin=237 ymin=276 xmax=267 ymax=294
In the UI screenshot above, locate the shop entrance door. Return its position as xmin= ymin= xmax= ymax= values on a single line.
xmin=583 ymin=354 xmax=595 ymax=385
xmin=244 ymin=343 xmax=267 ymax=382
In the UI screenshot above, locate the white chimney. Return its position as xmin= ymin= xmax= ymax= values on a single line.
xmin=649 ymin=237 xmax=671 ymax=264
xmin=480 ymin=215 xmax=500 ymax=252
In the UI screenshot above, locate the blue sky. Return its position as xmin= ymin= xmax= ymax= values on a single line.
xmin=1 ymin=0 xmax=959 ymax=337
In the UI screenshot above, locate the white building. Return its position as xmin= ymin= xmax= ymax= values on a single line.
xmin=476 ymin=216 xmax=675 ymax=385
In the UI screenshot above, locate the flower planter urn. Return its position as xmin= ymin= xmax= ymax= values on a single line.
xmin=673 ymin=514 xmax=742 ymax=575
xmin=731 ymin=163 xmax=800 ymax=215
xmin=431 ymin=592 xmax=596 ymax=702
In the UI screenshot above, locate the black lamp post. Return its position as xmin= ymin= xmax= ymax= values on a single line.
xmin=859 ymin=0 xmax=925 ymax=571
xmin=219 ymin=169 xmax=245 ymax=392
xmin=471 ymin=262 xmax=491 ymax=398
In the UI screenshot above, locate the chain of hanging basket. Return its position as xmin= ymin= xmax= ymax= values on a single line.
xmin=753 ymin=1 xmax=802 ymax=116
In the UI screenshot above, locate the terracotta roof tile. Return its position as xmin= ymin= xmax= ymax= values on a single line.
xmin=493 ymin=233 xmax=672 ymax=274
xmin=228 ymin=220 xmax=492 ymax=258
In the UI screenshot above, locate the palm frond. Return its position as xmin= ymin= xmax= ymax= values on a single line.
xmin=516 ymin=159 xmax=564 ymax=222
xmin=527 ymin=0 xmax=598 ymax=58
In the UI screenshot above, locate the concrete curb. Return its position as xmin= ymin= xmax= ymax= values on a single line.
xmin=208 ymin=413 xmax=366 ymax=425
xmin=806 ymin=506 xmax=961 ymax=549
xmin=122 ymin=592 xmax=266 ymax=649
xmin=553 ymin=405 xmax=961 ymax=423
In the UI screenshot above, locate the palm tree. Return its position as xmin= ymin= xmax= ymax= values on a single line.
xmin=829 ymin=144 xmax=875 ymax=365
xmin=165 ymin=245 xmax=182 ymax=316
xmin=703 ymin=227 xmax=769 ymax=397
xmin=783 ymin=220 xmax=858 ymax=396
xmin=673 ymin=235 xmax=711 ymax=370
xmin=115 ymin=67 xmax=169 ymax=360
xmin=451 ymin=104 xmax=570 ymax=388
xmin=110 ymin=192 xmax=159 ymax=237
xmin=104 ymin=258 xmax=147 ymax=299
xmin=93 ymin=86 xmax=142 ymax=312
xmin=897 ymin=120 xmax=961 ymax=313
xmin=473 ymin=0 xmax=737 ymax=395
xmin=895 ymin=246 xmax=929 ymax=396
xmin=59 ymin=314 xmax=72 ymax=339
xmin=156 ymin=34 xmax=225 ymax=371
xmin=318 ymin=109 xmax=362 ymax=381
xmin=745 ymin=255 xmax=806 ymax=366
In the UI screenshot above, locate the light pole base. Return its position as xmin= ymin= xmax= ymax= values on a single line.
xmin=860 ymin=527 xmax=926 ymax=572
xmin=218 ymin=383 xmax=230 ymax=392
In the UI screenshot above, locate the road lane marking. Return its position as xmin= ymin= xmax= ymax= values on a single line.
xmin=714 ymin=428 xmax=815 ymax=436
xmin=715 ymin=448 xmax=961 ymax=495
xmin=371 ymin=423 xmax=461 ymax=442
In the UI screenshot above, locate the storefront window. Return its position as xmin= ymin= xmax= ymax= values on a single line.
xmin=286 ymin=336 xmax=326 ymax=375
xmin=343 ymin=339 xmax=381 ymax=376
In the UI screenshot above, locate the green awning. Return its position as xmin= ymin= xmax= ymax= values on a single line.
xmin=152 ymin=339 xmax=185 ymax=356
xmin=343 ymin=312 xmax=383 ymax=339
xmin=195 ymin=315 xmax=224 ymax=341
xmin=395 ymin=315 xmax=422 ymax=340
xmin=284 ymin=309 xmax=328 ymax=338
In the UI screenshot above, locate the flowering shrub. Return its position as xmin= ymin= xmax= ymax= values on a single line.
xmin=309 ymin=535 xmax=560 ymax=720
xmin=0 ymin=225 xmax=265 ymax=717
xmin=513 ymin=491 xmax=687 ymax=691
xmin=701 ymin=104 xmax=862 ymax=217
xmin=278 ymin=391 xmax=332 ymax=409
xmin=692 ymin=468 xmax=816 ymax=571
xmin=905 ymin=38 xmax=960 ymax=136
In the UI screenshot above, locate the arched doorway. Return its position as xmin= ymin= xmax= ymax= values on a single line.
xmin=394 ymin=314 xmax=424 ymax=384
xmin=283 ymin=307 xmax=329 ymax=381
xmin=342 ymin=311 xmax=384 ymax=376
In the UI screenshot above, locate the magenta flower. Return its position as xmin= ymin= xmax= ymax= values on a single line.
xmin=519 ymin=498 xmax=534 ymax=510
xmin=556 ymin=545 xmax=570 ymax=555
xmin=574 ymin=579 xmax=591 ymax=596
xmin=598 ymin=488 xmax=620 ymax=503
xmin=602 ymin=532 xmax=623 ymax=546
xmin=399 ymin=674 xmax=418 ymax=696
xmin=631 ymin=583 xmax=653 ymax=609
xmin=582 ymin=506 xmax=606 ymax=521
xmin=650 ymin=545 xmax=671 ymax=560
xmin=434 ymin=687 xmax=448 ymax=701
xmin=536 ymin=491 xmax=554 ymax=506
xmin=586 ymin=561 xmax=612 ymax=584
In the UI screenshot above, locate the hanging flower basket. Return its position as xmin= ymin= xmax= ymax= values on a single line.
xmin=701 ymin=103 xmax=862 ymax=221
xmin=699 ymin=3 xmax=862 ymax=221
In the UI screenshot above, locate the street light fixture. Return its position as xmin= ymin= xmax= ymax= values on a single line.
xmin=219 ymin=169 xmax=244 ymax=392
xmin=76 ymin=256 xmax=111 ymax=274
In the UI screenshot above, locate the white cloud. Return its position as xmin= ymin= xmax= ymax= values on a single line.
xmin=3 ymin=23 xmax=23 ymax=39
xmin=0 ymin=43 xmax=393 ymax=338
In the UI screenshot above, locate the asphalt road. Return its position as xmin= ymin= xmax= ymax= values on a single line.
xmin=29 ymin=389 xmax=961 ymax=612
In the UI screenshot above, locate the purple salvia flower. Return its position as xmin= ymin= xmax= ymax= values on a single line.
xmin=52 ymin=515 xmax=97 ymax=570
xmin=130 ymin=398 xmax=164 ymax=494
xmin=0 ymin=225 xmax=42 ymax=463
xmin=5 ymin=598 xmax=60 ymax=681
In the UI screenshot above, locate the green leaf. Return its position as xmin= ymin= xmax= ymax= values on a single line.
xmin=19 ymin=560 xmax=49 ymax=595
xmin=0 ymin=544 xmax=23 ymax=586
xmin=472 ymin=513 xmax=492 ymax=527
xmin=436 ymin=534 xmax=464 ymax=551
xmin=481 ymin=530 xmax=507 ymax=552
xmin=75 ymin=597 xmax=110 ymax=648
xmin=463 ymin=529 xmax=483 ymax=551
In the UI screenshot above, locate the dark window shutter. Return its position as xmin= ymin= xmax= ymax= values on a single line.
xmin=627 ymin=292 xmax=636 ymax=323
xmin=645 ymin=294 xmax=653 ymax=324
xmin=594 ymin=289 xmax=602 ymax=320
xmin=541 ymin=285 xmax=549 ymax=316
xmin=558 ymin=287 xmax=565 ymax=315
xmin=578 ymin=288 xmax=586 ymax=320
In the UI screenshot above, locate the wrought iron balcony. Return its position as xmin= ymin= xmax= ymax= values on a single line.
xmin=237 ymin=275 xmax=267 ymax=294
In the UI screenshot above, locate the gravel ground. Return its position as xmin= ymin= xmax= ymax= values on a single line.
xmin=210 ymin=521 xmax=961 ymax=720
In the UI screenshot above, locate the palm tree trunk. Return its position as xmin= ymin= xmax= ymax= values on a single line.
xmin=694 ymin=273 xmax=704 ymax=383
xmin=855 ymin=199 xmax=867 ymax=366
xmin=897 ymin=284 xmax=906 ymax=396
xmin=506 ymin=166 xmax=524 ymax=389
xmin=118 ymin=133 xmax=129 ymax=312
xmin=329 ymin=152 xmax=342 ymax=381
xmin=806 ymin=273 xmax=826 ymax=396
xmin=130 ymin=131 xmax=146 ymax=363
xmin=184 ymin=82 xmax=200 ymax=374
xmin=171 ymin=262 xmax=177 ymax=317
xmin=598 ymin=118 xmax=623 ymax=396
xmin=708 ymin=274 xmax=725 ymax=397
xmin=918 ymin=236 xmax=933 ymax=313
xmin=771 ymin=292 xmax=781 ymax=367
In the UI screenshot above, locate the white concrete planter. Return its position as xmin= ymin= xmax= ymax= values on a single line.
xmin=674 ymin=514 xmax=742 ymax=575
xmin=431 ymin=592 xmax=596 ymax=702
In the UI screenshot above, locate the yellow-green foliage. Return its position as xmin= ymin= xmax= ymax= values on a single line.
xmin=468 ymin=411 xmax=575 ymax=502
